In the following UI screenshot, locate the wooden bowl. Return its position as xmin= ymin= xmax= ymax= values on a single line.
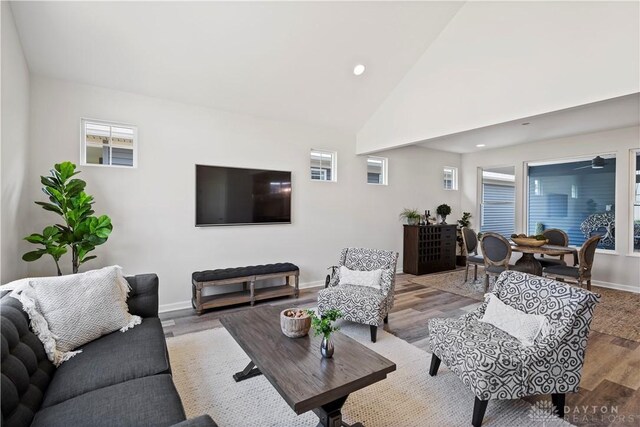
xmin=512 ymin=237 xmax=548 ymax=247
xmin=280 ymin=309 xmax=311 ymax=338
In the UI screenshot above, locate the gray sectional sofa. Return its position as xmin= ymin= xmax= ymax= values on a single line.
xmin=1 ymin=274 xmax=217 ymax=427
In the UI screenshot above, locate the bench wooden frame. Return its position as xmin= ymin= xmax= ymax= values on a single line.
xmin=192 ymin=269 xmax=299 ymax=315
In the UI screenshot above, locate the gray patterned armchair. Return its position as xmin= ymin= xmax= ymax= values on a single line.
xmin=428 ymin=271 xmax=599 ymax=427
xmin=318 ymin=248 xmax=398 ymax=342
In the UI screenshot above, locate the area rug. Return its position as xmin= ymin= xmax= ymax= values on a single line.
xmin=166 ymin=321 xmax=570 ymax=427
xmin=409 ymin=269 xmax=640 ymax=342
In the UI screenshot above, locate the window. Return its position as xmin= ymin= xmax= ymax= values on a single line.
xmin=633 ymin=150 xmax=640 ymax=253
xmin=81 ymin=119 xmax=137 ymax=167
xmin=527 ymin=155 xmax=616 ymax=250
xmin=480 ymin=166 xmax=515 ymax=237
xmin=310 ymin=149 xmax=336 ymax=182
xmin=443 ymin=167 xmax=458 ymax=190
xmin=367 ymin=157 xmax=388 ymax=185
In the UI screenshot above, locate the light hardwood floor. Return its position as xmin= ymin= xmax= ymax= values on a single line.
xmin=160 ymin=273 xmax=639 ymax=427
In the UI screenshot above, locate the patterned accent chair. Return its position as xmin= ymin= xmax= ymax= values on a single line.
xmin=428 ymin=271 xmax=600 ymax=427
xmin=318 ymin=248 xmax=398 ymax=342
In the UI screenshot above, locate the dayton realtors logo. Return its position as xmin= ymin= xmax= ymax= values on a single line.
xmin=528 ymin=401 xmax=637 ymax=425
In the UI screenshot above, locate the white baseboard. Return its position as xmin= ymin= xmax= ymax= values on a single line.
xmin=591 ymin=280 xmax=640 ymax=294
xmin=159 ymin=300 xmax=193 ymax=313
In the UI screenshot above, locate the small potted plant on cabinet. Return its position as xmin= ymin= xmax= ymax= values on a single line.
xmin=436 ymin=204 xmax=452 ymax=225
xmin=399 ymin=208 xmax=421 ymax=225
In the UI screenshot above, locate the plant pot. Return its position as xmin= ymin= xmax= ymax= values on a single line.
xmin=407 ymin=218 xmax=419 ymax=226
xmin=439 ymin=215 xmax=447 ymax=225
xmin=456 ymin=255 xmax=467 ymax=267
xmin=320 ymin=335 xmax=334 ymax=358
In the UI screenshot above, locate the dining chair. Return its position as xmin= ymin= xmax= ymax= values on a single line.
xmin=480 ymin=232 xmax=512 ymax=291
xmin=461 ymin=227 xmax=484 ymax=282
xmin=537 ymin=228 xmax=570 ymax=268
xmin=543 ymin=235 xmax=601 ymax=291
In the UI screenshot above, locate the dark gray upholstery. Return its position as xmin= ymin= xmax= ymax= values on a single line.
xmin=193 ymin=262 xmax=299 ymax=283
xmin=543 ymin=265 xmax=580 ymax=278
xmin=467 ymin=255 xmax=484 ymax=264
xmin=538 ymin=257 xmax=567 ymax=268
xmin=31 ymin=375 xmax=186 ymax=427
xmin=42 ymin=317 xmax=170 ymax=407
xmin=542 ymin=229 xmax=569 ymax=246
xmin=462 ymin=227 xmax=479 ymax=254
xmin=1 ymin=274 xmax=216 ymax=427
xmin=482 ymin=235 xmax=510 ymax=262
xmin=1 ymin=294 xmax=56 ymax=427
xmin=125 ymin=274 xmax=160 ymax=318
xmin=171 ymin=415 xmax=219 ymax=427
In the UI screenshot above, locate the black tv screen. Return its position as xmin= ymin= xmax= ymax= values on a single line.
xmin=196 ymin=165 xmax=292 ymax=226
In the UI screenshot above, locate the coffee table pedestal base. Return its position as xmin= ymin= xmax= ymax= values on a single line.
xmin=313 ymin=395 xmax=363 ymax=427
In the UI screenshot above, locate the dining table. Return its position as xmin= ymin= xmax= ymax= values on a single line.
xmin=510 ymin=244 xmax=578 ymax=276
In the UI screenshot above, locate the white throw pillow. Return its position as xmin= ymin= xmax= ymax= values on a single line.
xmin=338 ymin=266 xmax=383 ymax=290
xmin=479 ymin=293 xmax=550 ymax=346
xmin=10 ymin=265 xmax=141 ymax=366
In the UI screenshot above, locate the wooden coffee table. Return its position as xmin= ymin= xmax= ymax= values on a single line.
xmin=220 ymin=306 xmax=396 ymax=427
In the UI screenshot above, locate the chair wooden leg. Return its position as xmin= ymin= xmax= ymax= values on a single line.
xmin=472 ymin=397 xmax=489 ymax=427
xmin=474 ymin=264 xmax=478 ymax=281
xmin=465 ymin=263 xmax=469 ymax=282
xmin=484 ymin=274 xmax=489 ymax=292
xmin=383 ymin=315 xmax=389 ymax=324
xmin=586 ymin=280 xmax=591 ymax=291
xmin=429 ymin=354 xmax=441 ymax=376
xmin=370 ymin=325 xmax=377 ymax=343
xmin=551 ymin=393 xmax=565 ymax=418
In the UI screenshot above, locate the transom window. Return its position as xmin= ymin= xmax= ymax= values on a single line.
xmin=367 ymin=157 xmax=388 ymax=185
xmin=443 ymin=167 xmax=458 ymax=190
xmin=310 ymin=149 xmax=337 ymax=182
xmin=81 ymin=119 xmax=137 ymax=168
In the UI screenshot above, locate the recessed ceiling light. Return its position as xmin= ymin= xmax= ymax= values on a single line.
xmin=353 ymin=64 xmax=366 ymax=76
xmin=476 ymin=144 xmax=486 ymax=148
xmin=522 ymin=122 xmax=531 ymax=126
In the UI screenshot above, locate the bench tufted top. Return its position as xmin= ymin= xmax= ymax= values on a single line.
xmin=192 ymin=263 xmax=299 ymax=283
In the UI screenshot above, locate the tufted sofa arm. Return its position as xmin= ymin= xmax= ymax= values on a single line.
xmin=125 ymin=274 xmax=159 ymax=318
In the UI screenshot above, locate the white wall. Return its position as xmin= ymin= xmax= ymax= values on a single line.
xmin=357 ymin=1 xmax=640 ymax=154
xmin=1 ymin=2 xmax=31 ymax=282
xmin=27 ymin=75 xmax=461 ymax=308
xmin=461 ymin=127 xmax=640 ymax=292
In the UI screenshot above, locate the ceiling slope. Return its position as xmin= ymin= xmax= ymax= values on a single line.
xmin=10 ymin=1 xmax=463 ymax=132
xmin=357 ymin=1 xmax=640 ymax=154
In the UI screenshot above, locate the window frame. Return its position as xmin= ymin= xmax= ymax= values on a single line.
xmin=523 ymin=153 xmax=618 ymax=254
xmin=630 ymin=149 xmax=640 ymax=256
xmin=309 ymin=149 xmax=337 ymax=183
xmin=478 ymin=166 xmax=516 ymax=237
xmin=80 ymin=118 xmax=138 ymax=168
xmin=443 ymin=166 xmax=458 ymax=191
xmin=366 ymin=156 xmax=388 ymax=186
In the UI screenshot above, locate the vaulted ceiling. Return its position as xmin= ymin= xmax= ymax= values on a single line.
xmin=10 ymin=1 xmax=463 ymax=132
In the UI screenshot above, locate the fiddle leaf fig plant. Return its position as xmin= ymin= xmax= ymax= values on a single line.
xmin=23 ymin=161 xmax=113 ymax=275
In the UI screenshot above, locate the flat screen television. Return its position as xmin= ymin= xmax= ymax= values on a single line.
xmin=195 ymin=164 xmax=292 ymax=226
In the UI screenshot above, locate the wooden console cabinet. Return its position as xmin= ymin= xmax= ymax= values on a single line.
xmin=403 ymin=224 xmax=457 ymax=275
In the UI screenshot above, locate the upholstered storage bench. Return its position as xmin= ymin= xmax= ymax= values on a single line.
xmin=192 ymin=263 xmax=299 ymax=314
xmin=0 ymin=274 xmax=217 ymax=427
